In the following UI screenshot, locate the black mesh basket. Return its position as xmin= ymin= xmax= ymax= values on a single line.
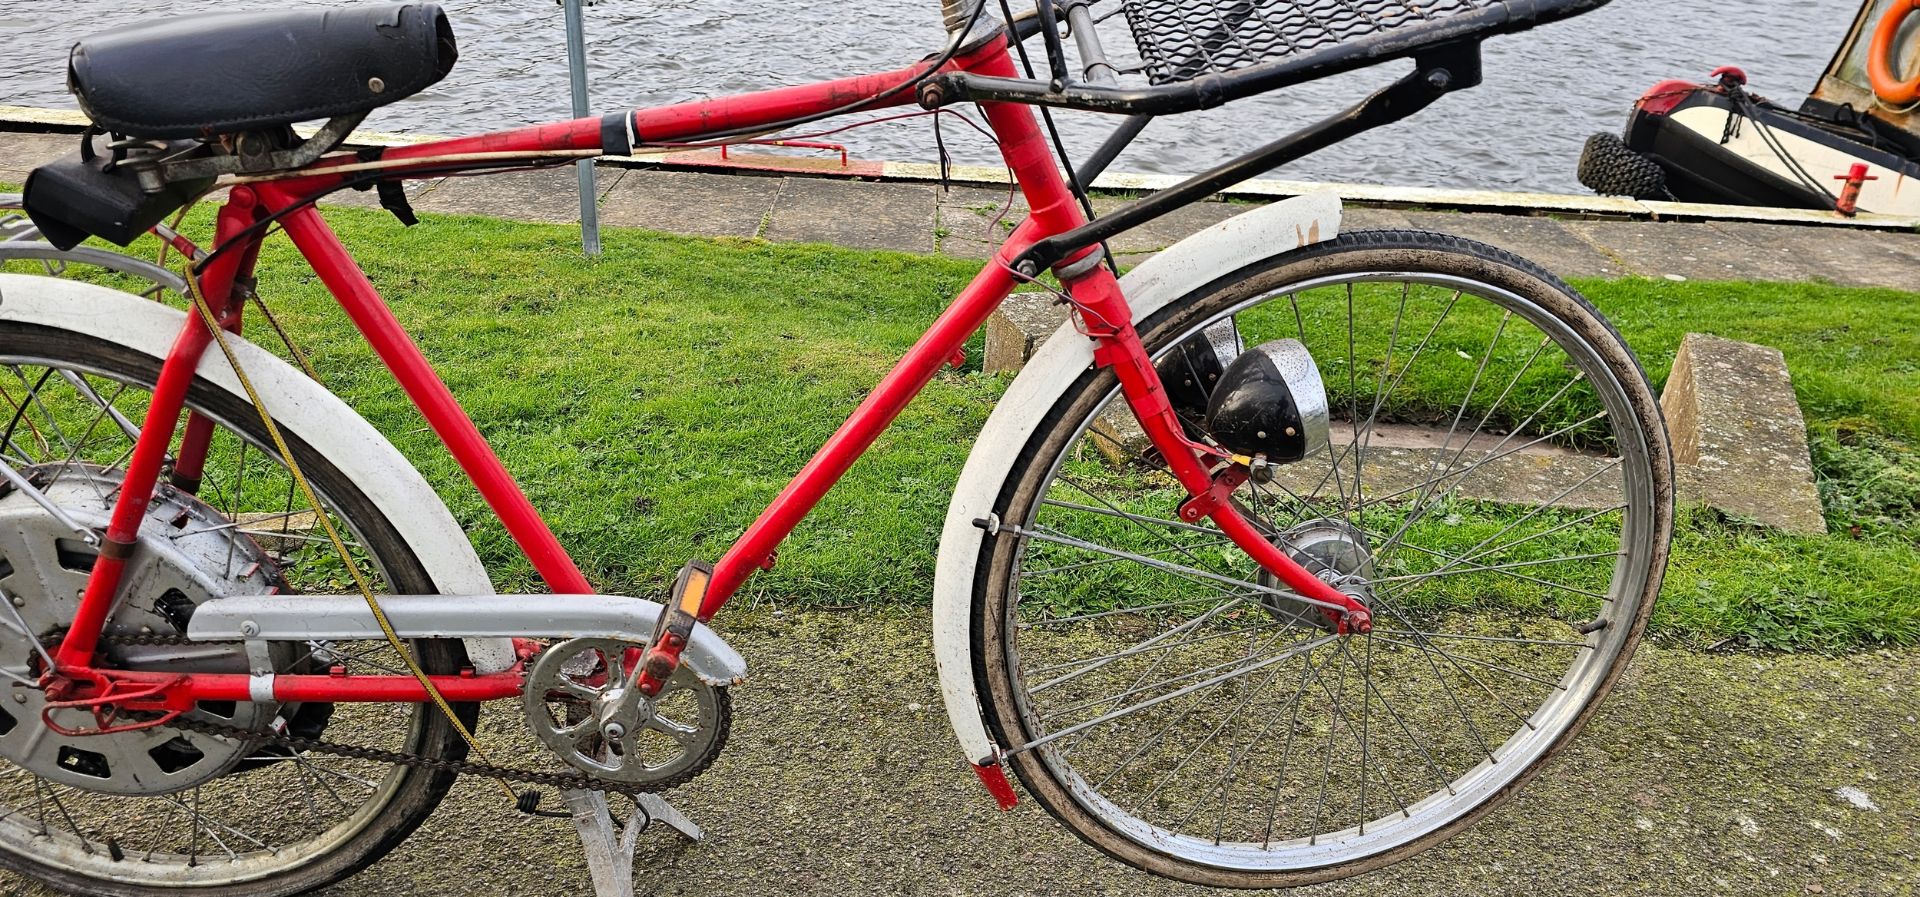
xmin=1114 ymin=0 xmax=1598 ymax=85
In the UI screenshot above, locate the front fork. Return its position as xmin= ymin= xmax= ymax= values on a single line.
xmin=1059 ymin=264 xmax=1373 ymax=633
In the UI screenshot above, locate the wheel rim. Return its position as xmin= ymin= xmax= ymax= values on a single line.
xmin=0 ymin=347 xmax=447 ymax=888
xmin=997 ymin=270 xmax=1659 ymax=874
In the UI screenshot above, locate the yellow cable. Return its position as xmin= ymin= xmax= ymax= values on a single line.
xmin=182 ymin=269 xmax=515 ymax=802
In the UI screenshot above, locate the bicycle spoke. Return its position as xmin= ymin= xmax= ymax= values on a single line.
xmin=1017 ymin=634 xmax=1338 ymax=755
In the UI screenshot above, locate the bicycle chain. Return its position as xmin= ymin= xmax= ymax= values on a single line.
xmin=52 ymin=632 xmax=682 ymax=800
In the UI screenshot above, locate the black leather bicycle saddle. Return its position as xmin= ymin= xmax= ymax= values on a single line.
xmin=66 ymin=3 xmax=457 ymax=140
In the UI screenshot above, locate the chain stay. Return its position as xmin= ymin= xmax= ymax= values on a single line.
xmin=52 ymin=632 xmax=685 ymax=799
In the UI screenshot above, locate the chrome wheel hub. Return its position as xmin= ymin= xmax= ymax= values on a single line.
xmin=1258 ymin=517 xmax=1375 ymax=628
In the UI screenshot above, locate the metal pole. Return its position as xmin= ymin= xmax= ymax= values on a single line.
xmin=562 ymin=0 xmax=601 ymax=256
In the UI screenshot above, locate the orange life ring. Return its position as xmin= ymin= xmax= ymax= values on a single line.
xmin=1870 ymin=0 xmax=1920 ymax=105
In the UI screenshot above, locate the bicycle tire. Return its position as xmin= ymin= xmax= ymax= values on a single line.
xmin=971 ymin=230 xmax=1673 ymax=887
xmin=0 ymin=315 xmax=476 ymax=897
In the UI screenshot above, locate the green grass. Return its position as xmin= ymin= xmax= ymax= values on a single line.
xmin=5 ymin=201 xmax=1918 ymax=651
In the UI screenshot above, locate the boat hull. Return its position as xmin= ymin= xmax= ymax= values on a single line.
xmin=1617 ymin=84 xmax=1920 ymax=214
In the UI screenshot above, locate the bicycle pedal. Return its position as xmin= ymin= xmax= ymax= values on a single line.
xmin=638 ymin=561 xmax=710 ymax=692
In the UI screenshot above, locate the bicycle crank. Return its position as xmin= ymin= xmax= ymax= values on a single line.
xmin=524 ymin=637 xmax=731 ymax=788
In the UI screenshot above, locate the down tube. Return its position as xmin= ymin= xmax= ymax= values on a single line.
xmin=702 ymin=250 xmax=1029 ymax=613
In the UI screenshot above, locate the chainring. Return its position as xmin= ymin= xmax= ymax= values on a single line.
xmin=523 ymin=637 xmax=730 ymax=789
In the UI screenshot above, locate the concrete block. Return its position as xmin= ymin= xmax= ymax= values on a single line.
xmin=1661 ymin=332 xmax=1825 ymax=534
xmin=1090 ymin=405 xmax=1151 ymax=466
xmin=983 ymin=291 xmax=1070 ymax=374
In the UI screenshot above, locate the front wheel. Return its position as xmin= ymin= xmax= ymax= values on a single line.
xmin=972 ymin=231 xmax=1672 ymax=887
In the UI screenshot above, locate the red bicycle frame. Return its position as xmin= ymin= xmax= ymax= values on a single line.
xmin=45 ymin=31 xmax=1368 ymax=721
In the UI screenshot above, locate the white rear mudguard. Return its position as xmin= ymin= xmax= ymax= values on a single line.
xmin=932 ymin=191 xmax=1342 ymax=768
xmin=0 ymin=274 xmax=516 ymax=672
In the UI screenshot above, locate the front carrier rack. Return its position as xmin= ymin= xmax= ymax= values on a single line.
xmin=922 ymin=0 xmax=1611 ymax=272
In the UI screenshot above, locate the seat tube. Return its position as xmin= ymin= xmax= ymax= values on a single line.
xmin=259 ymin=185 xmax=597 ymax=597
xmin=172 ymin=211 xmax=267 ymax=495
xmin=55 ymin=194 xmax=263 ymax=670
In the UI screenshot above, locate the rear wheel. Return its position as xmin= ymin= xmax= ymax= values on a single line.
xmin=0 ymin=316 xmax=475 ymax=896
xmin=972 ymin=231 xmax=1672 ymax=887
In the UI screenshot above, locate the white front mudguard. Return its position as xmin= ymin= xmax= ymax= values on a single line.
xmin=931 ymin=191 xmax=1342 ymax=768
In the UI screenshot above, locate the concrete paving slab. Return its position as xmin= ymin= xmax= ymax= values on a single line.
xmin=320 ymin=176 xmax=447 ymax=213
xmin=764 ymin=178 xmax=937 ymax=253
xmin=600 ymin=169 xmax=784 ymax=239
xmin=1407 ymin=213 xmax=1625 ymax=279
xmin=1566 ymin=219 xmax=1824 ymax=283
xmin=413 ymin=167 xmax=607 ymax=225
xmin=1708 ymin=221 xmax=1920 ymax=291
xmin=1342 ymin=206 xmax=1417 ymax=230
xmin=0 ymin=132 xmax=68 ymax=171
xmin=936 ymin=185 xmax=1026 ymax=259
xmin=1090 ymin=196 xmax=1243 ymax=254
xmin=0 ymin=609 xmax=1887 ymax=897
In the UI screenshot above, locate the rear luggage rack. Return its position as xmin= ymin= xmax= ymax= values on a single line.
xmin=919 ymin=0 xmax=1611 ymax=276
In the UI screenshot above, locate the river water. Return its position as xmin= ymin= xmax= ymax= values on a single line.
xmin=0 ymin=0 xmax=1861 ymax=193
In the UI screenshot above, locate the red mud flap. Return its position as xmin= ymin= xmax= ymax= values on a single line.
xmin=971 ymin=760 xmax=1019 ymax=811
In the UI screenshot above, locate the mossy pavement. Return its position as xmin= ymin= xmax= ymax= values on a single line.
xmin=308 ymin=612 xmax=1919 ymax=896
xmin=5 ymin=610 xmax=1905 ymax=897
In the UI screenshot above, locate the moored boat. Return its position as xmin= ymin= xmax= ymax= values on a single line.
xmin=1580 ymin=0 xmax=1920 ymax=215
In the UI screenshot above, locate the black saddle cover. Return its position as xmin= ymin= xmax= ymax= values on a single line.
xmin=67 ymin=3 xmax=456 ymax=139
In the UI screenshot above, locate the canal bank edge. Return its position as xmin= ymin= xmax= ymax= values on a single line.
xmin=5 ymin=104 xmax=1918 ymax=232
